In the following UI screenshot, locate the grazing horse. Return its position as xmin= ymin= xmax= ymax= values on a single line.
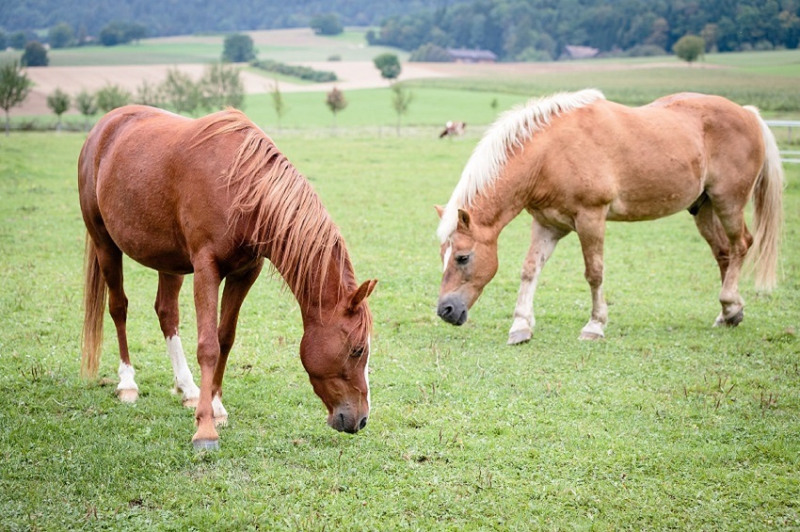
xmin=436 ymin=89 xmax=783 ymax=343
xmin=440 ymin=121 xmax=467 ymax=138
xmin=78 ymin=105 xmax=377 ymax=449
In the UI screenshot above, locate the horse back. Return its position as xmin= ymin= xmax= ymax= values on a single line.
xmin=528 ymin=94 xmax=763 ymax=222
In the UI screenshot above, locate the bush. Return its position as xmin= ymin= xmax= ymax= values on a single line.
xmin=310 ymin=14 xmax=343 ymax=36
xmin=222 ymin=34 xmax=256 ymax=63
xmin=250 ymin=59 xmax=337 ymax=82
xmin=409 ymin=43 xmax=452 ymax=62
xmin=21 ymin=42 xmax=49 ymax=67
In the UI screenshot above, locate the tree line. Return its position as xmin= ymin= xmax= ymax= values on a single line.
xmin=369 ymin=0 xmax=800 ymax=61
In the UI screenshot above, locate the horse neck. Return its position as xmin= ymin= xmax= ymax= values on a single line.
xmin=289 ymin=242 xmax=355 ymax=326
xmin=469 ymin=161 xmax=532 ymax=240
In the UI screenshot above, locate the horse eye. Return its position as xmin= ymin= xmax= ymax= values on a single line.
xmin=455 ymin=254 xmax=470 ymax=266
xmin=350 ymin=346 xmax=365 ymax=358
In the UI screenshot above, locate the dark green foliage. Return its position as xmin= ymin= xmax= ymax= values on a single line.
xmin=99 ymin=21 xmax=146 ymax=46
xmin=8 ymin=31 xmax=26 ymax=50
xmin=74 ymin=89 xmax=97 ymax=130
xmin=250 ymin=59 xmax=337 ymax=82
xmin=373 ymin=53 xmax=401 ymax=81
xmin=409 ymin=43 xmax=453 ymax=62
xmin=310 ymin=13 xmax=343 ymax=35
xmin=21 ymin=41 xmax=48 ymax=67
xmin=0 ymin=31 xmax=7 ymax=50
xmin=370 ymin=0 xmax=800 ymax=60
xmin=48 ymin=22 xmax=75 ymax=48
xmin=673 ymin=34 xmax=706 ymax=64
xmin=222 ymin=33 xmax=256 ymax=63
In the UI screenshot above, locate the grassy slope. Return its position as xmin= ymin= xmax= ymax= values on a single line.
xmin=0 ymin=131 xmax=798 ymax=530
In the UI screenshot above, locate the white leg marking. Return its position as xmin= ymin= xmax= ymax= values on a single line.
xmin=166 ymin=335 xmax=200 ymax=406
xmin=212 ymin=394 xmax=228 ymax=426
xmin=443 ymin=244 xmax=453 ymax=273
xmin=117 ymin=362 xmax=139 ymax=402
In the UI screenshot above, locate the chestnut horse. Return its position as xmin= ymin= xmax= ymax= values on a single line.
xmin=79 ymin=105 xmax=377 ymax=449
xmin=436 ymin=89 xmax=783 ymax=343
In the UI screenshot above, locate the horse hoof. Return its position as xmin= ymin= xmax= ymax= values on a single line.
xmin=579 ymin=331 xmax=604 ymax=341
xmin=117 ymin=389 xmax=138 ymax=403
xmin=507 ymin=330 xmax=532 ymax=345
xmin=192 ymin=438 xmax=220 ymax=451
xmin=182 ymin=397 xmax=199 ymax=409
xmin=725 ymin=309 xmax=744 ymax=327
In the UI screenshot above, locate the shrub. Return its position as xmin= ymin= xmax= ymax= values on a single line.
xmin=409 ymin=43 xmax=452 ymax=62
xmin=250 ymin=59 xmax=337 ymax=82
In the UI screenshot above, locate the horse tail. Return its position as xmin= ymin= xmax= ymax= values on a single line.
xmin=81 ymin=234 xmax=107 ymax=379
xmin=744 ymin=106 xmax=784 ymax=293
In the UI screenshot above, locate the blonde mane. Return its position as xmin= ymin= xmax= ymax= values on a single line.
xmin=437 ymin=89 xmax=605 ymax=242
xmin=192 ymin=110 xmax=351 ymax=306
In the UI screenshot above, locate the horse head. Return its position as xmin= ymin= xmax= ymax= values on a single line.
xmin=435 ymin=206 xmax=498 ymax=326
xmin=299 ymin=279 xmax=377 ymax=434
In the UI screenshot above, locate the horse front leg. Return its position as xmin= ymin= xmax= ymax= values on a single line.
xmin=576 ymin=211 xmax=608 ymax=340
xmin=155 ymin=273 xmax=200 ymax=408
xmin=211 ymin=260 xmax=264 ymax=426
xmin=508 ymin=218 xmax=566 ymax=345
xmin=191 ymin=256 xmax=223 ymax=450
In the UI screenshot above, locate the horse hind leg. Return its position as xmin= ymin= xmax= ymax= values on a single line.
xmin=155 ymin=273 xmax=200 ymax=408
xmin=693 ymin=198 xmax=752 ymax=327
xmin=94 ymin=244 xmax=138 ymax=402
xmin=508 ymin=218 xmax=566 ymax=345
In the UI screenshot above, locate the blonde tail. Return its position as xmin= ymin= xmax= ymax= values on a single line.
xmin=81 ymin=234 xmax=106 ymax=378
xmin=744 ymin=106 xmax=784 ymax=292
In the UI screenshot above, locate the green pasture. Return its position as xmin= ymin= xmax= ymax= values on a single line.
xmin=0 ymin=120 xmax=798 ymax=529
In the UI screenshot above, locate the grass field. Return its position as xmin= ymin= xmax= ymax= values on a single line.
xmin=0 ymin=121 xmax=798 ymax=529
xmin=1 ymin=34 xmax=799 ymax=530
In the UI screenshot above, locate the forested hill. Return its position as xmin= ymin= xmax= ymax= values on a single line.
xmin=0 ymin=0 xmax=442 ymax=37
xmin=2 ymin=0 xmax=799 ymax=61
xmin=371 ymin=0 xmax=800 ymax=60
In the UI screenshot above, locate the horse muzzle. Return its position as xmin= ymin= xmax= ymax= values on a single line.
xmin=328 ymin=406 xmax=368 ymax=434
xmin=437 ymin=293 xmax=469 ymax=326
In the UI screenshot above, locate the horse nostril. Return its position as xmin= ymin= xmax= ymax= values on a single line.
xmin=359 ymin=416 xmax=368 ymax=430
xmin=438 ymin=304 xmax=453 ymax=318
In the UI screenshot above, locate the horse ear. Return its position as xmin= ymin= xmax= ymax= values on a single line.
xmin=457 ymin=208 xmax=471 ymax=230
xmin=348 ymin=279 xmax=378 ymax=312
xmin=434 ymin=205 xmax=445 ymax=218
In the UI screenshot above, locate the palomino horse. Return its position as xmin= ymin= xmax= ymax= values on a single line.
xmin=436 ymin=89 xmax=783 ymax=343
xmin=78 ymin=105 xmax=377 ymax=449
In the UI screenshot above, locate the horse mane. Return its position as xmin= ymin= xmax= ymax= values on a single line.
xmin=437 ymin=88 xmax=605 ymax=242
xmin=191 ymin=110 xmax=351 ymax=307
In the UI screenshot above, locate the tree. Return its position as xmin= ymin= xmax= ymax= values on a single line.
xmin=49 ymin=23 xmax=74 ymax=49
xmin=160 ymin=68 xmax=201 ymax=115
xmin=46 ymin=88 xmax=71 ymax=131
xmin=75 ymin=89 xmax=98 ymax=131
xmin=390 ymin=83 xmax=413 ymax=135
xmin=310 ymin=14 xmax=343 ymax=36
xmin=409 ymin=43 xmax=452 ymax=62
xmin=99 ymin=21 xmax=147 ymax=46
xmin=270 ymin=79 xmax=286 ymax=131
xmin=22 ymin=42 xmax=49 ymax=67
xmin=200 ymin=62 xmax=245 ymax=111
xmin=325 ymin=86 xmax=347 ymax=131
xmin=673 ymin=35 xmax=706 ymax=65
xmin=134 ymin=80 xmax=164 ymax=107
xmin=95 ymin=84 xmax=131 ymax=113
xmin=222 ymin=34 xmax=256 ymax=63
xmin=373 ymin=53 xmax=401 ymax=83
xmin=0 ymin=61 xmax=33 ymax=135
